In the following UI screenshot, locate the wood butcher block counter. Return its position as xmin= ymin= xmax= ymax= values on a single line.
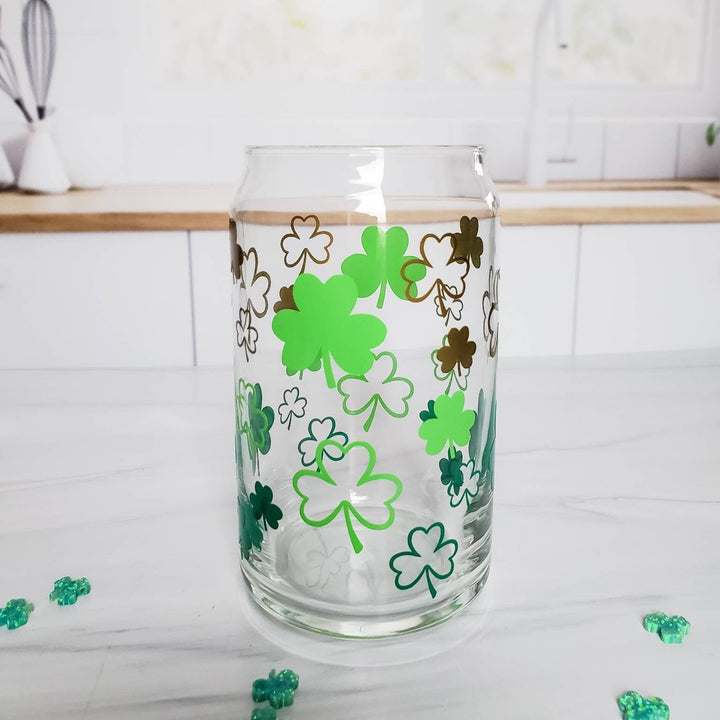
xmin=1 ymin=180 xmax=720 ymax=232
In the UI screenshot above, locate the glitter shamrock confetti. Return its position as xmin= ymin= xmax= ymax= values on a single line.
xmin=49 ymin=577 xmax=91 ymax=606
xmin=251 ymin=707 xmax=277 ymax=720
xmin=252 ymin=669 xmax=300 ymax=709
xmin=617 ymin=691 xmax=669 ymax=720
xmin=643 ymin=612 xmax=690 ymax=644
xmin=0 ymin=598 xmax=34 ymax=630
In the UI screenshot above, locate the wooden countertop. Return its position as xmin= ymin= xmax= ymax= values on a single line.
xmin=1 ymin=180 xmax=719 ymax=232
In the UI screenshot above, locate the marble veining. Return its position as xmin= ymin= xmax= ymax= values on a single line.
xmin=1 ymin=353 xmax=719 ymax=719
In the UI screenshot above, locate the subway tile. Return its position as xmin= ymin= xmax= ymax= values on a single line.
xmin=546 ymin=119 xmax=604 ymax=181
xmin=603 ymin=121 xmax=679 ymax=179
xmin=676 ymin=120 xmax=720 ymax=179
xmin=575 ymin=223 xmax=720 ymax=354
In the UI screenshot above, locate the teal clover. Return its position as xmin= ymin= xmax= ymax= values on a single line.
xmin=439 ymin=450 xmax=484 ymax=509
xmin=297 ymin=416 xmax=348 ymax=468
xmin=617 ymin=691 xmax=669 ymax=720
xmin=0 ymin=598 xmax=34 ymax=630
xmin=389 ymin=522 xmax=458 ymax=599
xmin=252 ymin=669 xmax=300 ymax=709
xmin=251 ymin=708 xmax=277 ymax=720
xmin=49 ymin=577 xmax=91 ymax=606
xmin=643 ymin=611 xmax=690 ymax=643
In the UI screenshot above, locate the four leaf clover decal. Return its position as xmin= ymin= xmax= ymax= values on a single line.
xmin=281 ymin=215 xmax=334 ymax=274
xmin=389 ymin=522 xmax=458 ymax=599
xmin=337 ymin=351 xmax=414 ymax=431
xmin=272 ymin=273 xmax=386 ymax=388
xmin=341 ymin=225 xmax=426 ymax=308
xmin=293 ymin=439 xmax=403 ymax=554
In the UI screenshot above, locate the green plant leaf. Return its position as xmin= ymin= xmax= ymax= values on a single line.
xmin=292 ymin=439 xmax=403 ymax=553
xmin=272 ymin=273 xmax=387 ymax=388
xmin=341 ymin=226 xmax=426 ymax=308
xmin=418 ymin=391 xmax=475 ymax=457
xmin=337 ymin=351 xmax=414 ymax=431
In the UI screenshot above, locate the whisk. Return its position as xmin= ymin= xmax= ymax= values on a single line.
xmin=22 ymin=0 xmax=56 ymax=120
xmin=0 ymin=8 xmax=34 ymax=123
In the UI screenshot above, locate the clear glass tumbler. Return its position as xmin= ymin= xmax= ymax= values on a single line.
xmin=230 ymin=146 xmax=499 ymax=637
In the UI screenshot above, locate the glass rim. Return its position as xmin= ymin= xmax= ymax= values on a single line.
xmin=245 ymin=144 xmax=486 ymax=154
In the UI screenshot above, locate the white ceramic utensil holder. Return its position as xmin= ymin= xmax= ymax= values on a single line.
xmin=18 ymin=120 xmax=70 ymax=194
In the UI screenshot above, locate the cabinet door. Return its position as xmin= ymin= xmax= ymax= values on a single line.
xmin=500 ymin=225 xmax=580 ymax=357
xmin=190 ymin=231 xmax=233 ymax=366
xmin=0 ymin=232 xmax=193 ymax=368
xmin=576 ymin=223 xmax=720 ymax=354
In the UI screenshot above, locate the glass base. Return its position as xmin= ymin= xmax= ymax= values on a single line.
xmin=241 ymin=558 xmax=490 ymax=639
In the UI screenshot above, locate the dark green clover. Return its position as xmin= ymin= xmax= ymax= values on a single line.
xmin=249 ymin=481 xmax=283 ymax=531
xmin=49 ymin=576 xmax=91 ymax=606
xmin=0 ymin=598 xmax=34 ymax=630
xmin=439 ymin=449 xmax=464 ymax=496
xmin=238 ymin=495 xmax=263 ymax=560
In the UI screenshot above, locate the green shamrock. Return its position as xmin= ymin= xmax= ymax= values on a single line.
xmin=617 ymin=691 xmax=669 ymax=720
xmin=0 ymin=598 xmax=34 ymax=630
xmin=341 ymin=225 xmax=427 ymax=308
xmin=337 ymin=351 xmax=414 ymax=431
xmin=49 ymin=577 xmax=91 ymax=606
xmin=389 ymin=522 xmax=458 ymax=599
xmin=297 ymin=416 xmax=349 ymax=467
xmin=251 ymin=707 xmax=277 ymax=720
xmin=252 ymin=668 xmax=300 ymax=708
xmin=439 ymin=448 xmax=464 ymax=496
xmin=450 ymin=216 xmax=484 ymax=268
xmin=272 ymin=273 xmax=387 ymax=388
xmin=238 ymin=494 xmax=263 ymax=559
xmin=643 ymin=612 xmax=691 ymax=643
xmin=249 ymin=481 xmax=283 ymax=531
xmin=293 ymin=439 xmax=403 ymax=554
xmin=418 ymin=391 xmax=476 ymax=457
xmin=236 ymin=381 xmax=275 ymax=472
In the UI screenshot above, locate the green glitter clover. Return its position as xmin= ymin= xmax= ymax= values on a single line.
xmin=337 ymin=351 xmax=414 ymax=432
xmin=252 ymin=669 xmax=300 ymax=709
xmin=293 ymin=439 xmax=402 ymax=554
xmin=617 ymin=691 xmax=669 ymax=720
xmin=272 ymin=273 xmax=387 ymax=388
xmin=341 ymin=225 xmax=426 ymax=308
xmin=389 ymin=522 xmax=458 ymax=599
xmin=0 ymin=598 xmax=34 ymax=630
xmin=249 ymin=481 xmax=283 ymax=531
xmin=251 ymin=707 xmax=277 ymax=720
xmin=418 ymin=391 xmax=476 ymax=457
xmin=643 ymin=612 xmax=691 ymax=643
xmin=49 ymin=577 xmax=91 ymax=606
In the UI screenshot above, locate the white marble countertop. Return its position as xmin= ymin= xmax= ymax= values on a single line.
xmin=1 ymin=352 xmax=719 ymax=719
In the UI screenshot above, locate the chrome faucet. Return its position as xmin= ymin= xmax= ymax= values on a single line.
xmin=524 ymin=0 xmax=569 ymax=186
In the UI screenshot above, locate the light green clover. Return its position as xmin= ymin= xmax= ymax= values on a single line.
xmin=389 ymin=522 xmax=458 ymax=599
xmin=292 ymin=439 xmax=403 ymax=554
xmin=337 ymin=351 xmax=414 ymax=432
xmin=418 ymin=391 xmax=476 ymax=457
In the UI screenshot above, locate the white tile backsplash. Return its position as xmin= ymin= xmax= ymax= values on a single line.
xmin=575 ymin=223 xmax=720 ymax=355
xmin=500 ymin=225 xmax=579 ymax=357
xmin=546 ymin=120 xmax=605 ymax=181
xmin=0 ymin=232 xmax=194 ymax=368
xmin=676 ymin=120 xmax=720 ymax=180
xmin=456 ymin=120 xmax=524 ymax=182
xmin=603 ymin=121 xmax=679 ymax=180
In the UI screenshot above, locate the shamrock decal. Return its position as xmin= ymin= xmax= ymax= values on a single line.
xmin=389 ymin=522 xmax=458 ymax=599
xmin=307 ymin=545 xmax=348 ymax=588
xmin=281 ymin=215 xmax=333 ymax=273
xmin=293 ymin=439 xmax=403 ymax=554
xmin=419 ymin=399 xmax=437 ymax=422
xmin=297 ymin=416 xmax=349 ymax=467
xmin=419 ymin=391 xmax=476 ymax=457
xmin=249 ymin=480 xmax=283 ymax=531
xmin=435 ymin=287 xmax=463 ymax=325
xmin=277 ymin=386 xmax=307 ymax=430
xmin=341 ymin=225 xmax=426 ymax=309
xmin=643 ymin=612 xmax=691 ymax=643
xmin=239 ymin=247 xmax=271 ymax=320
xmin=236 ymin=380 xmax=274 ymax=472
xmin=432 ymin=326 xmax=476 ymax=393
xmin=251 ymin=708 xmax=277 ymax=720
xmin=482 ymin=265 xmax=500 ymax=358
xmin=617 ymin=690 xmax=669 ymax=720
xmin=236 ymin=308 xmax=258 ymax=361
xmin=49 ymin=577 xmax=91 ymax=606
xmin=272 ymin=273 xmax=387 ymax=388
xmin=238 ymin=494 xmax=263 ymax=559
xmin=229 ymin=218 xmax=243 ymax=282
xmin=439 ymin=450 xmax=484 ymax=508
xmin=0 ymin=598 xmax=34 ymax=630
xmin=450 ymin=215 xmax=484 ymax=268
xmin=273 ymin=284 xmax=298 ymax=313
xmin=337 ymin=350 xmax=414 ymax=431
xmin=400 ymin=232 xmax=469 ymax=319
xmin=252 ymin=668 xmax=300 ymax=709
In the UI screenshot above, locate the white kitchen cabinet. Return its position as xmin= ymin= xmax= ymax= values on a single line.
xmin=500 ymin=225 xmax=580 ymax=356
xmin=0 ymin=232 xmax=194 ymax=368
xmin=575 ymin=223 xmax=720 ymax=354
xmin=190 ymin=231 xmax=234 ymax=366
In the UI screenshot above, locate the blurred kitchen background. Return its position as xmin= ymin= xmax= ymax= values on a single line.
xmin=0 ymin=0 xmax=719 ymax=369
